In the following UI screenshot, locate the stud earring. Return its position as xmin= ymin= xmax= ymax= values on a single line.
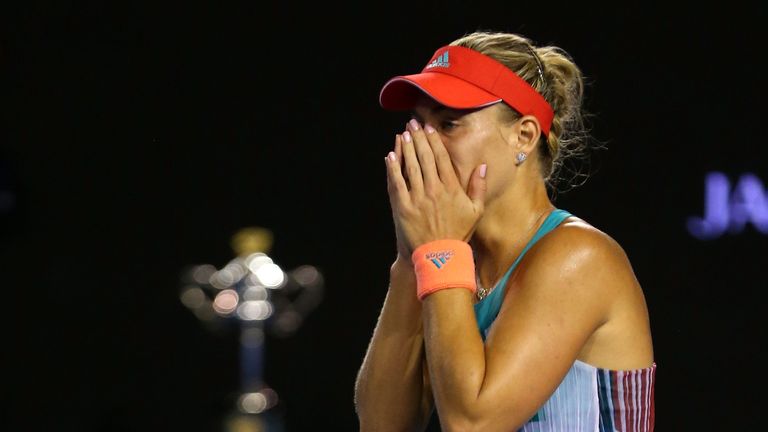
xmin=515 ymin=152 xmax=527 ymax=166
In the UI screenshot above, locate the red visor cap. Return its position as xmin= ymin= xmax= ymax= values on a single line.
xmin=379 ymin=45 xmax=553 ymax=137
xmin=379 ymin=73 xmax=502 ymax=112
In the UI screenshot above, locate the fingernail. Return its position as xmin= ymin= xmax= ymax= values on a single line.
xmin=388 ymin=152 xmax=396 ymax=162
xmin=424 ymin=124 xmax=436 ymax=134
xmin=403 ymin=131 xmax=412 ymax=142
xmin=480 ymin=164 xmax=487 ymax=178
xmin=408 ymin=119 xmax=420 ymax=130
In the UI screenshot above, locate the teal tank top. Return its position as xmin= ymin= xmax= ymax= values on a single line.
xmin=474 ymin=208 xmax=573 ymax=337
xmin=469 ymin=208 xmax=657 ymax=431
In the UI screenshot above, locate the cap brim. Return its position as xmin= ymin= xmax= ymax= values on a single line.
xmin=379 ymin=72 xmax=502 ymax=111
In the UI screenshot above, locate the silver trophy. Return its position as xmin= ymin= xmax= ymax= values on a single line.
xmin=179 ymin=226 xmax=323 ymax=431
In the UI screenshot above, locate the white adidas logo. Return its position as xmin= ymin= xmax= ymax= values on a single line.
xmin=425 ymin=51 xmax=449 ymax=69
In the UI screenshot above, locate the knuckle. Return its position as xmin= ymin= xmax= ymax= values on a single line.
xmin=407 ymin=165 xmax=420 ymax=178
xmin=402 ymin=204 xmax=418 ymax=219
xmin=424 ymin=183 xmax=440 ymax=199
xmin=418 ymin=149 xmax=435 ymax=163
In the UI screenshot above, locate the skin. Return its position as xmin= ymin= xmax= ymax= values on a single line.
xmin=368 ymin=95 xmax=654 ymax=431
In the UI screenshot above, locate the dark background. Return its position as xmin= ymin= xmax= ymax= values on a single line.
xmin=2 ymin=1 xmax=766 ymax=431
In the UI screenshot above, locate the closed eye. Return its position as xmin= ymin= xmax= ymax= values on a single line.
xmin=441 ymin=120 xmax=459 ymax=131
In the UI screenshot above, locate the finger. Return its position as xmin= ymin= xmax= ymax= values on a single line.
xmin=385 ymin=135 xmax=411 ymax=205
xmin=395 ymin=132 xmax=403 ymax=164
xmin=401 ymin=128 xmax=424 ymax=195
xmin=406 ymin=119 xmax=440 ymax=190
xmin=423 ymin=123 xmax=460 ymax=189
xmin=394 ymin=132 xmax=409 ymax=189
xmin=467 ymin=163 xmax=488 ymax=213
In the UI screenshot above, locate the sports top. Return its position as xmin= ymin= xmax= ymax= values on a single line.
xmin=473 ymin=208 xmax=656 ymax=431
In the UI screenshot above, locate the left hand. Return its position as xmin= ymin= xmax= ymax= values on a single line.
xmin=384 ymin=120 xmax=488 ymax=256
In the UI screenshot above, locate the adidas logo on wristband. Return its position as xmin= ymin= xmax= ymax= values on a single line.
xmin=424 ymin=250 xmax=454 ymax=269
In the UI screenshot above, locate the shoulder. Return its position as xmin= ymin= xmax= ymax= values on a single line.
xmin=530 ymin=215 xmax=632 ymax=273
xmin=511 ymin=214 xmax=639 ymax=306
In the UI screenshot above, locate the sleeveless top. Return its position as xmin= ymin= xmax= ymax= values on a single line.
xmin=473 ymin=208 xmax=656 ymax=432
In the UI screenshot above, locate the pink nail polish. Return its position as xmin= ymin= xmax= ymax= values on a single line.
xmin=388 ymin=152 xmax=396 ymax=162
xmin=480 ymin=164 xmax=487 ymax=178
xmin=424 ymin=124 xmax=436 ymax=134
xmin=403 ymin=131 xmax=412 ymax=142
xmin=409 ymin=119 xmax=420 ymax=130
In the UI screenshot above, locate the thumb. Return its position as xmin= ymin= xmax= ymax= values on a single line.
xmin=468 ymin=163 xmax=488 ymax=212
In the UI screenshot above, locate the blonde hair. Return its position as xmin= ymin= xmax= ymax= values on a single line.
xmin=449 ymin=31 xmax=599 ymax=196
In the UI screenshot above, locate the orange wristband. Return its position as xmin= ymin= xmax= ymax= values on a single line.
xmin=411 ymin=239 xmax=477 ymax=301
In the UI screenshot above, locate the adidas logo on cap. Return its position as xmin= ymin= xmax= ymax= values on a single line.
xmin=425 ymin=51 xmax=450 ymax=69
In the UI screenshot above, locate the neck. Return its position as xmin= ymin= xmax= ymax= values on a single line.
xmin=469 ymin=172 xmax=555 ymax=291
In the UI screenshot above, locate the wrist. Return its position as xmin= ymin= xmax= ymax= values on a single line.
xmin=389 ymin=256 xmax=416 ymax=293
xmin=391 ymin=255 xmax=415 ymax=274
xmin=412 ymin=239 xmax=477 ymax=301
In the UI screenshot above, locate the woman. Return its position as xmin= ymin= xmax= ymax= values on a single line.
xmin=354 ymin=31 xmax=655 ymax=431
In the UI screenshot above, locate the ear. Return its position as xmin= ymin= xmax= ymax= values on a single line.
xmin=516 ymin=115 xmax=543 ymax=154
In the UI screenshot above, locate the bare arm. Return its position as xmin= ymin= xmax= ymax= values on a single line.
xmin=354 ymin=258 xmax=434 ymax=431
xmin=422 ymin=228 xmax=620 ymax=431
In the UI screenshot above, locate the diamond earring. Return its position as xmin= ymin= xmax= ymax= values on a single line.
xmin=515 ymin=152 xmax=527 ymax=166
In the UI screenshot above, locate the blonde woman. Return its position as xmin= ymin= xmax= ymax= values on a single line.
xmin=355 ymin=30 xmax=656 ymax=431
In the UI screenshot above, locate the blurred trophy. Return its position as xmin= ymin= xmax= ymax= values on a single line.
xmin=179 ymin=226 xmax=324 ymax=431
